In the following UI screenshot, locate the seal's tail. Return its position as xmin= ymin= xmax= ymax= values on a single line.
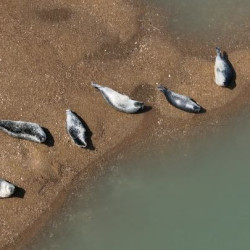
xmin=91 ymin=82 xmax=102 ymax=89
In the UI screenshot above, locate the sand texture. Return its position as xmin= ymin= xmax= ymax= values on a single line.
xmin=0 ymin=0 xmax=250 ymax=249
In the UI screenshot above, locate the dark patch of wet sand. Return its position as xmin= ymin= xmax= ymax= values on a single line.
xmin=0 ymin=0 xmax=250 ymax=249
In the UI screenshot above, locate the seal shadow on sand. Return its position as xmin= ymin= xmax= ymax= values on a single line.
xmin=42 ymin=127 xmax=55 ymax=147
xmin=71 ymin=111 xmax=95 ymax=150
xmin=12 ymin=185 xmax=26 ymax=199
xmin=223 ymin=51 xmax=237 ymax=90
xmin=137 ymin=105 xmax=152 ymax=114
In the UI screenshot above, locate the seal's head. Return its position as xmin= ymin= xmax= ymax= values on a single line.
xmin=134 ymin=101 xmax=144 ymax=110
xmin=191 ymin=103 xmax=201 ymax=113
xmin=39 ymin=133 xmax=47 ymax=143
xmin=0 ymin=180 xmax=15 ymax=198
xmin=216 ymin=47 xmax=221 ymax=56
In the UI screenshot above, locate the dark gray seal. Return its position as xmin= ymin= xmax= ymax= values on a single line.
xmin=0 ymin=120 xmax=46 ymax=143
xmin=92 ymin=82 xmax=144 ymax=113
xmin=66 ymin=109 xmax=87 ymax=148
xmin=0 ymin=179 xmax=15 ymax=198
xmin=157 ymin=85 xmax=202 ymax=113
xmin=214 ymin=47 xmax=233 ymax=87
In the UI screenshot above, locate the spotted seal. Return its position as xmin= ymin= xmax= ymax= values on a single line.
xmin=157 ymin=85 xmax=203 ymax=113
xmin=91 ymin=82 xmax=144 ymax=113
xmin=66 ymin=109 xmax=87 ymax=148
xmin=0 ymin=179 xmax=15 ymax=198
xmin=0 ymin=120 xmax=46 ymax=143
xmin=214 ymin=47 xmax=233 ymax=87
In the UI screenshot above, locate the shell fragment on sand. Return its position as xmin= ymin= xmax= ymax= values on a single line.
xmin=66 ymin=109 xmax=88 ymax=148
xmin=0 ymin=120 xmax=47 ymax=143
xmin=91 ymin=82 xmax=144 ymax=114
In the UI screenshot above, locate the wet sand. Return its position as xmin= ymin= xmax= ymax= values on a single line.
xmin=0 ymin=0 xmax=250 ymax=249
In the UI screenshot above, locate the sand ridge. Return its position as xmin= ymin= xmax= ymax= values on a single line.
xmin=0 ymin=0 xmax=249 ymax=249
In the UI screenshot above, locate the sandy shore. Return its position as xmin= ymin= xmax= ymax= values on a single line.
xmin=0 ymin=0 xmax=250 ymax=249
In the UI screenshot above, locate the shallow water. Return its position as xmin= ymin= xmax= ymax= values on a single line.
xmin=29 ymin=0 xmax=250 ymax=249
xmin=31 ymin=107 xmax=250 ymax=250
xmin=155 ymin=0 xmax=250 ymax=55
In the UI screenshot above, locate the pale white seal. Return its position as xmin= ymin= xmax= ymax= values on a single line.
xmin=0 ymin=179 xmax=15 ymax=198
xmin=214 ymin=47 xmax=233 ymax=87
xmin=0 ymin=120 xmax=47 ymax=143
xmin=157 ymin=85 xmax=203 ymax=113
xmin=66 ymin=109 xmax=87 ymax=148
xmin=91 ymin=82 xmax=144 ymax=113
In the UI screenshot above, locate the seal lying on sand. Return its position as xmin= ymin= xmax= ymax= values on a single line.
xmin=66 ymin=109 xmax=87 ymax=148
xmin=91 ymin=82 xmax=144 ymax=113
xmin=157 ymin=85 xmax=202 ymax=113
xmin=0 ymin=179 xmax=15 ymax=198
xmin=0 ymin=120 xmax=46 ymax=143
xmin=214 ymin=47 xmax=233 ymax=87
